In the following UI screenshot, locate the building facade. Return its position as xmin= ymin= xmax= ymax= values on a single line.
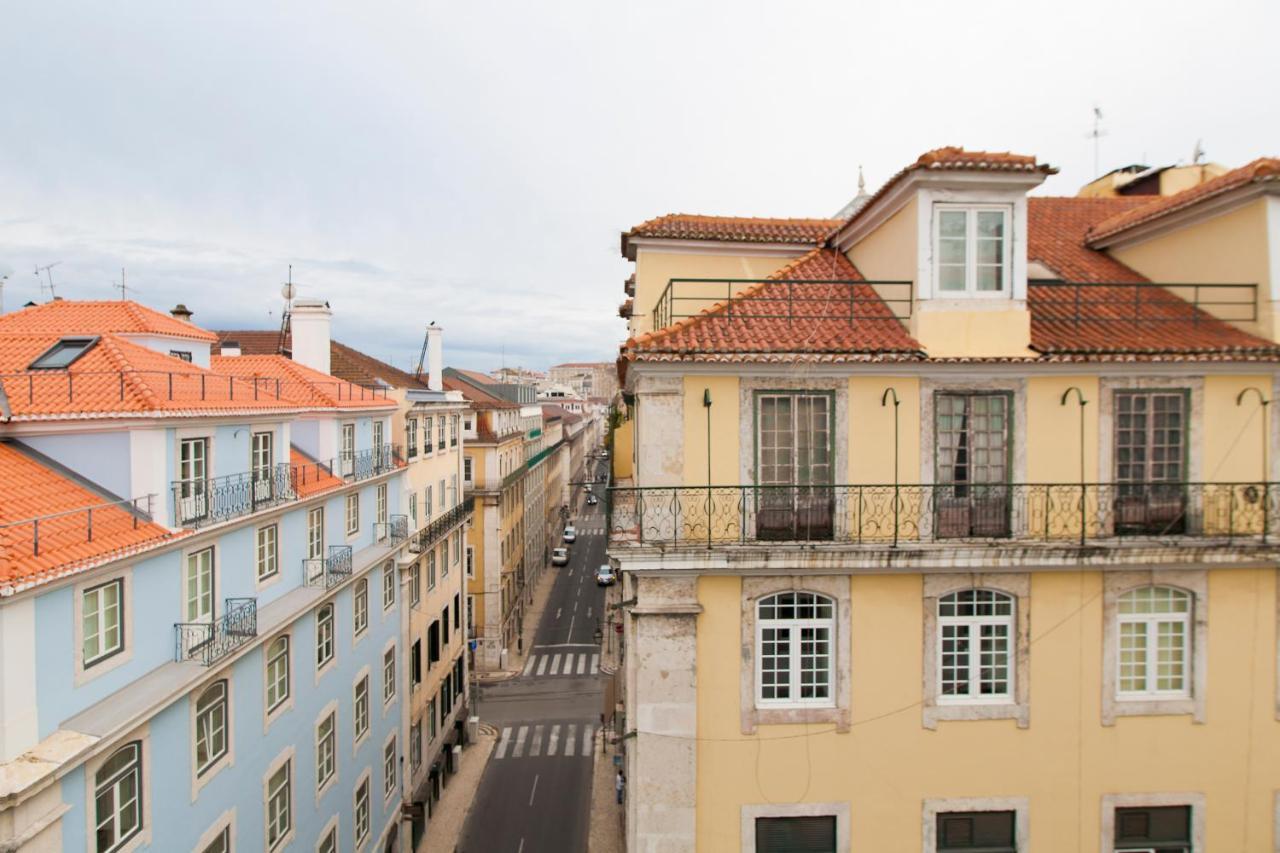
xmin=0 ymin=300 xmax=412 ymax=853
xmin=611 ymin=150 xmax=1280 ymax=852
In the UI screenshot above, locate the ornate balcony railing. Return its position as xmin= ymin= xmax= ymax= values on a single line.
xmin=407 ymin=496 xmax=475 ymax=555
xmin=340 ymin=444 xmax=401 ymax=482
xmin=174 ymin=597 xmax=258 ymax=665
xmin=172 ymin=463 xmax=296 ymax=528
xmin=375 ymin=514 xmax=409 ymax=544
xmin=608 ymin=482 xmax=1280 ymax=549
xmin=303 ymin=545 xmax=354 ymax=588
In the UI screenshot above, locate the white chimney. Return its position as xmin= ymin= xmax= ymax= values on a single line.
xmin=426 ymin=324 xmax=443 ymax=392
xmin=291 ymin=298 xmax=332 ymax=374
xmin=220 ymin=340 xmax=242 ymax=357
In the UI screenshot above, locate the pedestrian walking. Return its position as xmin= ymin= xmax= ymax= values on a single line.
xmin=615 ymin=770 xmax=625 ymax=804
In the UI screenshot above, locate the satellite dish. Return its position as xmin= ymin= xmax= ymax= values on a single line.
xmin=281 ymin=282 xmax=296 ymax=300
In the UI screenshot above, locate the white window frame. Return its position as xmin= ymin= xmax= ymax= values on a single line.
xmin=316 ymin=816 xmax=338 ymax=853
xmin=256 ymin=524 xmax=279 ymax=583
xmin=410 ymin=563 xmax=421 ymax=605
xmin=184 ymin=547 xmax=215 ymax=624
xmin=382 ymin=562 xmax=396 ymax=612
xmin=427 ymin=552 xmax=436 ymax=592
xmin=345 ymin=493 xmax=359 ymax=538
xmin=754 ymin=591 xmax=836 ymax=710
xmin=193 ymin=679 xmax=230 ymax=779
xmin=382 ymin=734 xmax=397 ymax=802
xmin=83 ymin=578 xmax=125 ymax=667
xmin=340 ymin=423 xmax=356 ymax=476
xmin=372 ymin=418 xmax=384 ymax=454
xmin=376 ymin=483 xmax=387 ymax=526
xmin=354 ymin=772 xmax=371 ymax=849
xmin=1116 ymin=586 xmax=1192 ymax=700
xmin=423 ymin=416 xmax=434 ymax=456
xmin=410 ymin=718 xmax=422 ymax=772
xmin=932 ymin=203 xmax=1012 ymax=298
xmin=251 ymin=430 xmax=273 ymax=501
xmin=353 ymin=671 xmax=371 ymax=748
xmin=936 ymin=589 xmax=1016 ymax=705
xmin=353 ymin=578 xmax=369 ymax=640
xmin=316 ymin=604 xmax=336 ymax=674
xmin=265 ymin=634 xmax=291 ymax=721
xmin=194 ymin=810 xmax=235 ymax=853
xmin=406 ymin=417 xmax=418 ymax=458
xmin=383 ymin=645 xmax=397 ymax=707
xmin=315 ymin=705 xmax=337 ymax=797
xmin=263 ymin=750 xmax=294 ymax=852
xmin=307 ymin=507 xmax=325 ymax=561
xmin=92 ymin=739 xmax=146 ymax=853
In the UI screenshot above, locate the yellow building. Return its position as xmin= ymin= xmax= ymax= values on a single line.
xmin=611 ymin=149 xmax=1280 ymax=852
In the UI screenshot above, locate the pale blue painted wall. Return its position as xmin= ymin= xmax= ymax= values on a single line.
xmin=20 ymin=432 xmax=131 ymax=499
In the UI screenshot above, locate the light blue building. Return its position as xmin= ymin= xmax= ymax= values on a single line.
xmin=0 ymin=300 xmax=423 ymax=853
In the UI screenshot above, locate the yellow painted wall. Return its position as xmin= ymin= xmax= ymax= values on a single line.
xmin=911 ymin=307 xmax=1034 ymax=357
xmin=682 ymin=376 xmax=741 ymax=486
xmin=846 ymin=196 xmax=917 ymax=286
xmin=1025 ymin=376 xmax=1099 ymax=482
xmin=634 ymin=250 xmax=801 ymax=334
xmin=1204 ymin=375 xmax=1272 ymax=482
xmin=847 ymin=376 xmax=920 ymax=484
xmin=1109 ymin=198 xmax=1273 ymax=339
xmin=612 ymin=418 xmax=634 ymax=480
xmin=695 ymin=568 xmax=1280 ymax=852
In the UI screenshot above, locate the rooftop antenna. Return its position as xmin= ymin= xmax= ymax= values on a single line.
xmin=278 ymin=265 xmax=296 ymax=355
xmin=0 ymin=274 xmax=7 ymax=313
xmin=1085 ymin=105 xmax=1108 ymax=178
xmin=34 ymin=262 xmax=61 ymax=299
xmin=1192 ymin=139 xmax=1205 ymax=165
xmin=112 ymin=267 xmax=137 ymax=300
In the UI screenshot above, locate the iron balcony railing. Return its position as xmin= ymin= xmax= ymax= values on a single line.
xmin=375 ymin=514 xmax=410 ymax=544
xmin=608 ymin=482 xmax=1280 ymax=549
xmin=174 ymin=598 xmax=258 ymax=665
xmin=173 ymin=463 xmax=295 ymax=527
xmin=651 ymin=277 xmax=913 ymax=332
xmin=407 ymin=496 xmax=476 ymax=555
xmin=339 ymin=443 xmax=401 ymax=481
xmin=303 ymin=545 xmax=353 ymax=588
xmin=1028 ymin=281 xmax=1258 ymax=326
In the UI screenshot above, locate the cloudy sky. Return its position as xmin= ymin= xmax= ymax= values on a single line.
xmin=1 ymin=0 xmax=1276 ymax=371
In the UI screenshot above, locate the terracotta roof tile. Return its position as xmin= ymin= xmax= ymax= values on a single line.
xmin=622 ymin=214 xmax=842 ymax=258
xmin=0 ymin=442 xmax=187 ymax=591
xmin=328 ymin=341 xmax=428 ymax=390
xmin=1086 ymin=157 xmax=1280 ymax=244
xmin=210 ymin=355 xmax=396 ymax=410
xmin=214 ymin=330 xmax=289 ymax=356
xmin=0 ymin=300 xmax=216 ymax=342
xmin=289 ymin=447 xmax=346 ymax=498
xmin=442 ymin=376 xmax=518 ymax=409
xmin=626 ymin=248 xmax=923 ymax=359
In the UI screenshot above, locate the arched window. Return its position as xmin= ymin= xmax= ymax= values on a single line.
xmin=938 ymin=590 xmax=1014 ymax=701
xmin=194 ymin=680 xmax=228 ymax=775
xmin=756 ymin=592 xmax=835 ymax=707
xmin=1117 ymin=586 xmax=1191 ymax=697
xmin=94 ymin=741 xmax=142 ymax=852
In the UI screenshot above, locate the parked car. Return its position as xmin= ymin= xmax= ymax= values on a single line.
xmin=595 ymin=564 xmax=616 ymax=586
xmin=585 ymin=483 xmax=593 ymax=493
xmin=586 ymin=494 xmax=598 ymax=506
xmin=551 ymin=547 xmax=569 ymax=566
xmin=563 ymin=525 xmax=577 ymax=543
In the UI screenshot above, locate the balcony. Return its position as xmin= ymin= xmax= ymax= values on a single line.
xmin=340 ymin=443 xmax=402 ymax=482
xmin=607 ymin=483 xmax=1279 ymax=549
xmin=303 ymin=545 xmax=353 ymax=588
xmin=174 ymin=597 xmax=258 ymax=665
xmin=407 ymin=496 xmax=476 ymax=554
xmin=172 ymin=463 xmax=296 ymax=527
xmin=375 ymin=513 xmax=410 ymax=544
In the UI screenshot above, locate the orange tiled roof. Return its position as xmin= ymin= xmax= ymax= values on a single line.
xmin=622 ymin=214 xmax=842 ymax=258
xmin=214 ymin=330 xmax=289 ymax=356
xmin=0 ymin=300 xmax=216 ymax=342
xmin=0 ymin=442 xmax=187 ymax=591
xmin=210 ymin=355 xmax=397 ymax=410
xmin=1086 ymin=157 xmax=1280 ymax=245
xmin=0 ymin=334 xmax=318 ymax=420
xmin=625 ymin=248 xmax=923 ymax=360
xmin=289 ymin=447 xmax=345 ymax=498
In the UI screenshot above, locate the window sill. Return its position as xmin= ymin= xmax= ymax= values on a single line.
xmin=924 ymin=700 xmax=1028 ymax=730
xmin=264 ymin=698 xmax=294 ymax=734
xmin=746 ymin=705 xmax=847 ymax=732
xmin=1108 ymin=696 xmax=1198 ymax=724
xmin=192 ymin=751 xmax=233 ymax=801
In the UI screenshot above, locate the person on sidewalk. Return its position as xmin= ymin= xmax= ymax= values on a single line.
xmin=615 ymin=770 xmax=625 ymax=805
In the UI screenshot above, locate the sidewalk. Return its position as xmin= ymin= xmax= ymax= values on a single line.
xmin=417 ymin=725 xmax=497 ymax=853
xmin=588 ymin=578 xmax=625 ymax=852
xmin=473 ymin=554 xmax=560 ymax=682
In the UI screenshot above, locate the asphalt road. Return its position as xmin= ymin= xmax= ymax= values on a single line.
xmin=457 ymin=457 xmax=612 ymax=853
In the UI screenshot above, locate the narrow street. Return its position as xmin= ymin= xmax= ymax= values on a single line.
xmin=458 ymin=456 xmax=612 ymax=853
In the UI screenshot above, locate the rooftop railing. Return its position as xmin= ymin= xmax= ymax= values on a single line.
xmin=0 ymin=494 xmax=158 ymax=560
xmin=174 ymin=597 xmax=258 ymax=665
xmin=1028 ymin=281 xmax=1258 ymax=326
xmin=608 ymin=482 xmax=1279 ymax=549
xmin=651 ymin=277 xmax=913 ymax=332
xmin=304 ymin=545 xmax=353 ymax=588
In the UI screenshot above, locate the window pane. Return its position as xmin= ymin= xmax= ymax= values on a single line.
xmin=939 ymin=210 xmax=967 ymax=237
xmin=755 ymin=816 xmax=837 ymax=853
xmin=1118 ymin=621 xmax=1148 ymax=692
xmin=938 ymin=264 xmax=966 ymax=292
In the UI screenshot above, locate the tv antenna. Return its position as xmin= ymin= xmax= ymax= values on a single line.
xmin=278 ymin=265 xmax=296 ymax=355
xmin=0 ymin=274 xmax=8 ymax=313
xmin=1085 ymin=105 xmax=1108 ymax=178
xmin=112 ymin=268 xmax=137 ymax=300
xmin=34 ymin=262 xmax=61 ymax=299
xmin=1191 ymin=139 xmax=1205 ymax=165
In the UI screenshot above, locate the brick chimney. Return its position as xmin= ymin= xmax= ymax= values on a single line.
xmin=170 ymin=304 xmax=193 ymax=322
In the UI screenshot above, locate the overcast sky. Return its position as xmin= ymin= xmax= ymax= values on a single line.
xmin=1 ymin=0 xmax=1276 ymax=372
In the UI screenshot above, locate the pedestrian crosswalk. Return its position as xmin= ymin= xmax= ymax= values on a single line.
xmin=493 ymin=722 xmax=597 ymax=761
xmin=566 ymin=525 xmax=606 ymax=537
xmin=522 ymin=648 xmax=600 ymax=677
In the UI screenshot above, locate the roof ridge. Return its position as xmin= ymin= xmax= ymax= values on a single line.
xmin=97 ymin=336 xmax=159 ymax=409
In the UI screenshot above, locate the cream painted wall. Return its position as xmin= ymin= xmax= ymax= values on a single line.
xmin=612 ymin=418 xmax=634 ymax=480
xmin=1109 ymin=198 xmax=1273 ymax=339
xmin=910 ymin=306 xmax=1034 ymax=358
xmin=1204 ymin=375 xmax=1272 ymax=483
xmin=634 ymin=250 xmax=802 ymax=334
xmin=846 ymin=196 xmax=918 ymax=292
xmin=847 ymin=376 xmax=920 ymax=484
xmin=694 ymin=567 xmax=1280 ymax=852
xmin=682 ymin=376 xmax=741 ymax=486
xmin=1025 ymin=376 xmax=1099 ymax=482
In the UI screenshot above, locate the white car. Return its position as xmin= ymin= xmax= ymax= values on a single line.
xmin=563 ymin=525 xmax=577 ymax=543
xmin=595 ymin=564 xmax=616 ymax=586
xmin=551 ymin=547 xmax=569 ymax=566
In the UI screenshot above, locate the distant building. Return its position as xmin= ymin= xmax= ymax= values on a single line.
xmin=547 ymin=362 xmax=618 ymax=402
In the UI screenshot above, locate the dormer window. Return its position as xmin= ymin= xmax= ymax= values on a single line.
xmin=935 ymin=205 xmax=1010 ymax=295
xmin=28 ymin=336 xmax=97 ymax=369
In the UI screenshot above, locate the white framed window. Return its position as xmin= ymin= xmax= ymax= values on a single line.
xmin=353 ymin=579 xmax=369 ymax=639
xmin=354 ymin=775 xmax=371 ymax=847
xmin=463 ymin=457 xmax=473 ymax=483
xmin=382 ymin=562 xmax=395 ymax=611
xmin=198 ymin=821 xmax=231 ymax=853
xmin=83 ymin=579 xmax=124 ymax=666
xmin=409 ymin=492 xmax=418 ymax=528
xmin=410 ymin=719 xmax=422 ymax=771
xmin=316 ymin=604 xmax=335 ymax=670
xmin=427 ymin=698 xmax=437 ymax=742
xmin=437 ymin=419 xmax=445 ymax=451
xmin=194 ymin=680 xmax=229 ymax=776
xmin=251 ymin=430 xmax=273 ymax=497
xmin=427 ymin=552 xmax=436 ymax=592
xmin=937 ymin=590 xmax=1014 ymax=702
xmin=425 ymin=484 xmax=433 ymax=519
xmin=185 ymin=548 xmax=215 ymax=623
xmin=755 ymin=592 xmax=834 ymax=708
xmin=465 ymin=546 xmax=475 ymax=578
xmin=424 ymin=416 xmax=434 ymax=455
xmin=382 ymin=736 xmax=397 ymax=801
xmin=315 ymin=710 xmax=336 ymax=793
xmin=94 ymin=741 xmax=143 ymax=852
xmin=383 ymin=647 xmax=396 ymax=705
xmin=317 ymin=822 xmax=337 ymax=853
xmin=256 ymin=525 xmax=278 ymax=582
xmin=934 ymin=204 xmax=1010 ymax=295
xmin=410 ymin=563 xmax=421 ymax=605
xmin=266 ymin=635 xmax=290 ymax=714
xmin=406 ymin=417 xmax=418 ymax=458
xmin=265 ymin=757 xmax=292 ymax=851
xmin=307 ymin=507 xmax=324 ymax=561
xmin=1117 ymin=586 xmax=1191 ymax=699
xmin=341 ymin=423 xmax=356 ymax=476
xmin=372 ymin=418 xmax=384 ymax=454
xmin=345 ymin=493 xmax=359 ymax=537
xmin=354 ymin=674 xmax=370 ymax=744
xmin=178 ymin=437 xmax=209 ymax=522
xmin=376 ymin=483 xmax=387 ymax=526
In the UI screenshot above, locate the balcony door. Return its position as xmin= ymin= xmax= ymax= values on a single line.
xmin=755 ymin=392 xmax=833 ymax=540
xmin=178 ymin=437 xmax=209 ymax=523
xmin=935 ymin=392 xmax=1011 ymax=537
xmin=1114 ymin=390 xmax=1188 ymax=534
xmin=252 ymin=431 xmax=274 ymax=503
xmin=341 ymin=423 xmax=356 ymax=477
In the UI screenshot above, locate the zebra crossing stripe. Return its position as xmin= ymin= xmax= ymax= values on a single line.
xmin=495 ymin=727 xmax=512 ymax=759
xmin=536 ymin=656 xmax=549 ymax=676
xmin=530 ymin=725 xmax=545 ymax=757
xmin=513 ymin=725 xmax=529 ymax=758
xmin=522 ymin=656 xmax=535 ymax=676
xmin=565 ymin=724 xmax=577 ymax=757
xmin=590 ymin=654 xmax=599 ymax=674
xmin=582 ymin=725 xmax=593 ymax=756
xmin=550 ymin=654 xmax=562 ymax=675
xmin=548 ymin=725 xmax=561 ymax=756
